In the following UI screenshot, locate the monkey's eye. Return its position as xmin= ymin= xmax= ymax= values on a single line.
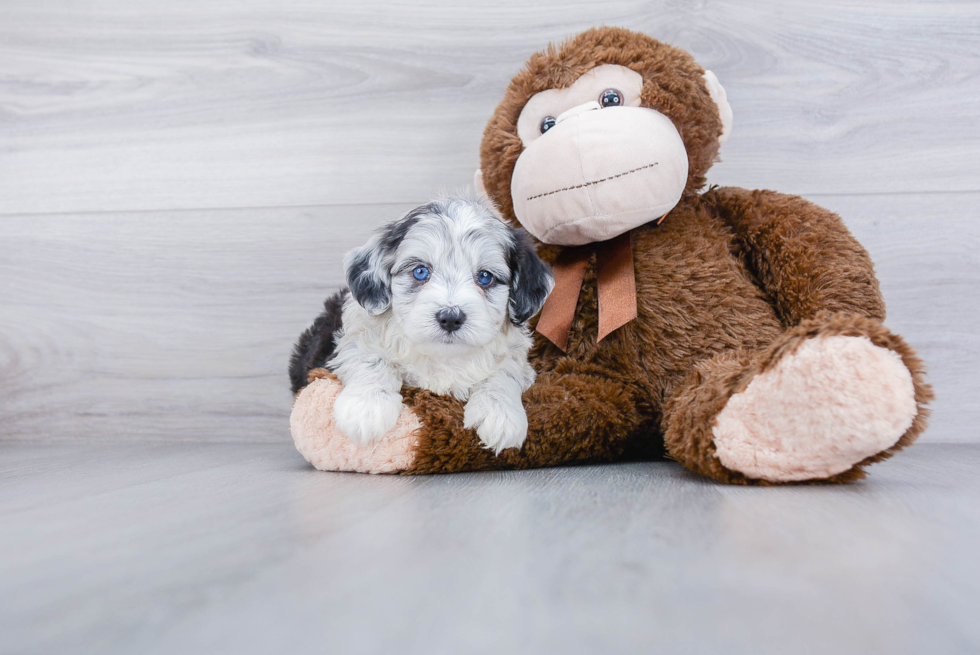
xmin=600 ymin=89 xmax=623 ymax=108
xmin=413 ymin=265 xmax=430 ymax=282
xmin=539 ymin=116 xmax=557 ymax=134
xmin=476 ymin=270 xmax=494 ymax=287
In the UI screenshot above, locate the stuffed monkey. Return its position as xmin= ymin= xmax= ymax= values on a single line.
xmin=291 ymin=27 xmax=932 ymax=484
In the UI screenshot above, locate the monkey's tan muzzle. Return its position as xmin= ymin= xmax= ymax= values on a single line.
xmin=510 ymin=105 xmax=689 ymax=246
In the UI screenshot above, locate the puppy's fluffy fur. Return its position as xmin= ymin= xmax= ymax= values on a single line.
xmin=290 ymin=195 xmax=554 ymax=453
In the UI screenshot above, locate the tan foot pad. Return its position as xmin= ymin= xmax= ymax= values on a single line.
xmin=712 ymin=336 xmax=917 ymax=482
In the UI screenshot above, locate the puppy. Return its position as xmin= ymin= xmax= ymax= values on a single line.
xmin=289 ymin=195 xmax=555 ymax=454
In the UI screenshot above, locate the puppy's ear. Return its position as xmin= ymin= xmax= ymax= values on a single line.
xmin=344 ymin=240 xmax=391 ymax=316
xmin=345 ymin=204 xmax=431 ymax=316
xmin=507 ymin=228 xmax=555 ymax=324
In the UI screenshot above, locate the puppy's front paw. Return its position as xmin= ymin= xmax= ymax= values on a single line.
xmin=463 ymin=393 xmax=528 ymax=455
xmin=333 ymin=387 xmax=403 ymax=446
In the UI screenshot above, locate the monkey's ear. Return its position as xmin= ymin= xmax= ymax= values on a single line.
xmin=344 ymin=240 xmax=392 ymax=316
xmin=702 ymin=70 xmax=733 ymax=145
xmin=507 ymin=228 xmax=555 ymax=324
xmin=474 ymin=169 xmax=488 ymax=197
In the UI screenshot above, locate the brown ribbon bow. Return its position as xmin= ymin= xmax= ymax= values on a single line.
xmin=536 ymin=231 xmax=637 ymax=352
xmin=536 ymin=214 xmax=666 ymax=352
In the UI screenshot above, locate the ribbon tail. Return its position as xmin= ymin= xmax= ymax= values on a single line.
xmin=535 ymin=248 xmax=590 ymax=352
xmin=596 ymin=232 xmax=637 ymax=342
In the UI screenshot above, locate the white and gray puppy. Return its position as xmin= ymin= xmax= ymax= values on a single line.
xmin=289 ymin=195 xmax=555 ymax=454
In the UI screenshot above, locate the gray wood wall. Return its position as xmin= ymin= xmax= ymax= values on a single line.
xmin=2 ymin=0 xmax=978 ymax=444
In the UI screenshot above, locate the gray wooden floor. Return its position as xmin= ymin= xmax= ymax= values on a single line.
xmin=1 ymin=443 xmax=978 ymax=655
xmin=2 ymin=2 xmax=980 ymax=653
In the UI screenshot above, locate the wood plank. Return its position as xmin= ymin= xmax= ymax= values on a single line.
xmin=0 ymin=193 xmax=976 ymax=444
xmin=1 ymin=0 xmax=978 ymax=214
xmin=0 ymin=203 xmax=387 ymax=443
xmin=1 ymin=443 xmax=978 ymax=654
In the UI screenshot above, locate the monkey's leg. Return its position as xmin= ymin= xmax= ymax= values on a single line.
xmin=662 ymin=312 xmax=932 ymax=485
xmin=291 ymin=363 xmax=648 ymax=474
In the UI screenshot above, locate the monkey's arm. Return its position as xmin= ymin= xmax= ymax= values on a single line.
xmin=401 ymin=359 xmax=649 ymax=474
xmin=706 ymin=187 xmax=885 ymax=325
xmin=290 ymin=360 xmax=651 ymax=475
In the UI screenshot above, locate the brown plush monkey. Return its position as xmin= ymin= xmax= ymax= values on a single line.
xmin=291 ymin=27 xmax=932 ymax=484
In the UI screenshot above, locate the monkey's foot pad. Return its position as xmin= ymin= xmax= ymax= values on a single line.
xmin=712 ymin=335 xmax=918 ymax=482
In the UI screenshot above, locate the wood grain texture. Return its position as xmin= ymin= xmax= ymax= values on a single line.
xmin=1 ymin=442 xmax=978 ymax=654
xmin=1 ymin=193 xmax=976 ymax=444
xmin=1 ymin=0 xmax=978 ymax=215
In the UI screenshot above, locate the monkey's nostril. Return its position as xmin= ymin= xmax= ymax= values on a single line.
xmin=436 ymin=307 xmax=466 ymax=333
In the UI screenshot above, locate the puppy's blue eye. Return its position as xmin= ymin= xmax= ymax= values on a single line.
xmin=540 ymin=117 xmax=556 ymax=134
xmin=476 ymin=270 xmax=494 ymax=287
xmin=413 ymin=266 xmax=430 ymax=281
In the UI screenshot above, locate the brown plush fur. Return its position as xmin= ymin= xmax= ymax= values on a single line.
xmin=304 ymin=27 xmax=932 ymax=483
xmin=402 ymin=186 xmax=932 ymax=481
xmin=404 ymin=363 xmax=655 ymax=475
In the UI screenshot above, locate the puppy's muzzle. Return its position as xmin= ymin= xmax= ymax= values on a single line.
xmin=436 ymin=307 xmax=467 ymax=333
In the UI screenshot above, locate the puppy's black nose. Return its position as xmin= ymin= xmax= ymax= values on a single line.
xmin=436 ymin=307 xmax=466 ymax=333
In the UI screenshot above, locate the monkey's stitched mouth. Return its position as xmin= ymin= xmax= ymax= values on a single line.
xmin=527 ymin=162 xmax=659 ymax=201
